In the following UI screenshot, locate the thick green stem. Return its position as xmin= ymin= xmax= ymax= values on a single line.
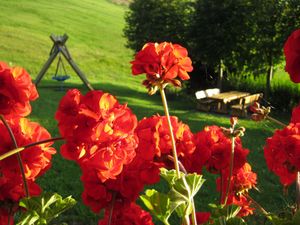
xmin=159 ymin=86 xmax=181 ymax=178
xmin=183 ymin=215 xmax=190 ymax=225
xmin=266 ymin=115 xmax=286 ymax=127
xmin=224 ymin=137 xmax=235 ymax=205
xmin=190 ymin=200 xmax=197 ymax=225
xmin=0 ymin=115 xmax=29 ymax=197
xmin=0 ymin=137 xmax=63 ymax=161
xmin=296 ymin=171 xmax=300 ymax=211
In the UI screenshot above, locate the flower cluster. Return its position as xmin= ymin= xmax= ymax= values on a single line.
xmin=284 ymin=29 xmax=300 ymax=83
xmin=0 ymin=62 xmax=38 ymax=118
xmin=55 ymin=89 xmax=150 ymax=213
xmin=131 ymin=42 xmax=193 ymax=94
xmin=135 ymin=115 xmax=195 ymax=163
xmin=55 ymin=89 xmax=138 ymax=182
xmin=264 ymin=122 xmax=300 ymax=186
xmin=182 ymin=125 xmax=256 ymax=217
xmin=183 ymin=125 xmax=249 ymax=174
xmin=0 ymin=61 xmax=55 ymax=223
xmin=217 ymin=163 xmax=257 ymax=217
xmin=0 ymin=118 xmax=56 ymax=201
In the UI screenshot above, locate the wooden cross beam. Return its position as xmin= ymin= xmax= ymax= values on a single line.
xmin=34 ymin=34 xmax=94 ymax=91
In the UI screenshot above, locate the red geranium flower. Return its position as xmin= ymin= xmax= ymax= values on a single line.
xmin=183 ymin=126 xmax=249 ymax=174
xmin=217 ymin=163 xmax=257 ymax=196
xmin=264 ymin=123 xmax=300 ymax=186
xmin=0 ymin=118 xmax=55 ymax=201
xmin=291 ymin=103 xmax=300 ymax=123
xmin=135 ymin=115 xmax=195 ymax=164
xmin=0 ymin=207 xmax=14 ymax=225
xmin=131 ymin=42 xmax=193 ymax=92
xmin=0 ymin=62 xmax=38 ymax=118
xmin=98 ymin=202 xmax=154 ymax=225
xmin=284 ymin=29 xmax=300 ymax=83
xmin=55 ymin=89 xmax=138 ymax=182
xmin=228 ymin=194 xmax=254 ymax=217
xmin=80 ymin=146 xmax=161 ymax=213
xmin=195 ymin=212 xmax=211 ymax=224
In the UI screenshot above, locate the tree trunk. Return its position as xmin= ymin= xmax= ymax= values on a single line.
xmin=217 ymin=59 xmax=223 ymax=90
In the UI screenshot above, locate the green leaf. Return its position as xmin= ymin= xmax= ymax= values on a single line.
xmin=160 ymin=168 xmax=182 ymax=186
xmin=140 ymin=189 xmax=178 ymax=225
xmin=171 ymin=173 xmax=205 ymax=217
xmin=226 ymin=217 xmax=247 ymax=225
xmin=16 ymin=211 xmax=40 ymax=225
xmin=160 ymin=168 xmax=205 ymax=220
xmin=16 ymin=192 xmax=76 ymax=225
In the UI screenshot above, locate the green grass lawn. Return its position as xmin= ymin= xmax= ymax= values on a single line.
xmin=0 ymin=0 xmax=295 ymax=224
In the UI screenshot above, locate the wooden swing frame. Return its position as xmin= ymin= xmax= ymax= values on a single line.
xmin=34 ymin=34 xmax=94 ymax=91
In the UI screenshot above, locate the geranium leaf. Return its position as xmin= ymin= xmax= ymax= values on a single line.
xmin=226 ymin=217 xmax=247 ymax=225
xmin=16 ymin=192 xmax=76 ymax=225
xmin=161 ymin=169 xmax=205 ymax=219
xmin=140 ymin=189 xmax=178 ymax=225
xmin=160 ymin=168 xmax=183 ymax=185
xmin=16 ymin=211 xmax=40 ymax=225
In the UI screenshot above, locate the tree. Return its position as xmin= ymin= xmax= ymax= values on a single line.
xmin=124 ymin=0 xmax=194 ymax=52
xmin=246 ymin=0 xmax=300 ymax=98
xmin=189 ymin=0 xmax=255 ymax=90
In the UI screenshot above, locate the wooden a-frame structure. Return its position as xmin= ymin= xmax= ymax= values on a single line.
xmin=34 ymin=34 xmax=94 ymax=91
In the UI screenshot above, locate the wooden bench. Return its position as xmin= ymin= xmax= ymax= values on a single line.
xmin=195 ymin=88 xmax=220 ymax=112
xmin=230 ymin=93 xmax=263 ymax=117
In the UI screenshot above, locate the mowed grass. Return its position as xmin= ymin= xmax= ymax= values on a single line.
xmin=0 ymin=1 xmax=295 ymax=224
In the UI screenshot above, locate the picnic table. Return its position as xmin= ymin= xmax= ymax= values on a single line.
xmin=207 ymin=91 xmax=250 ymax=113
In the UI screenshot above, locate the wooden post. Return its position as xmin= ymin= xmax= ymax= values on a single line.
xmin=60 ymin=47 xmax=94 ymax=91
xmin=35 ymin=48 xmax=59 ymax=86
xmin=217 ymin=59 xmax=223 ymax=91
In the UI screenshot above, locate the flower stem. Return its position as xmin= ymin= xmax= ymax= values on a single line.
xmin=23 ymin=136 xmax=64 ymax=148
xmin=7 ymin=205 xmax=12 ymax=225
xmin=0 ymin=115 xmax=29 ymax=197
xmin=224 ymin=137 xmax=235 ymax=205
xmin=266 ymin=115 xmax=287 ymax=127
xmin=183 ymin=215 xmax=190 ymax=225
xmin=107 ymin=192 xmax=116 ymax=225
xmin=167 ymin=155 xmax=187 ymax=174
xmin=0 ymin=137 xmax=63 ymax=161
xmin=159 ymin=86 xmax=181 ymax=178
xmin=191 ymin=200 xmax=197 ymax=225
xmin=159 ymin=86 xmax=197 ymax=225
xmin=245 ymin=193 xmax=269 ymax=216
xmin=219 ymin=172 xmax=224 ymax=204
xmin=296 ymin=171 xmax=300 ymax=211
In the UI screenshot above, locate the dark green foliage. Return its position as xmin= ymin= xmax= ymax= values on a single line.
xmin=189 ymin=0 xmax=254 ymax=68
xmin=123 ymin=0 xmax=194 ymax=52
xmin=124 ymin=0 xmax=300 ymax=98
